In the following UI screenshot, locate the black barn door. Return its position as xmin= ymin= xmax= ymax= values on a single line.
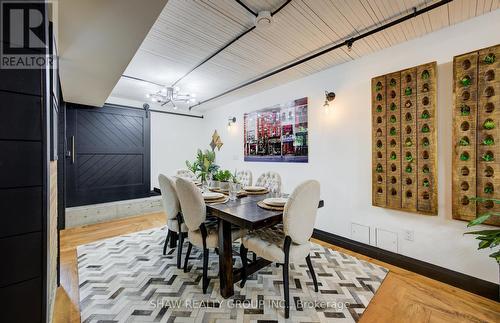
xmin=66 ymin=104 xmax=150 ymax=207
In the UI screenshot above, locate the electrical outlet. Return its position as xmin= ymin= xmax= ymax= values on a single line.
xmin=403 ymin=230 xmax=414 ymax=241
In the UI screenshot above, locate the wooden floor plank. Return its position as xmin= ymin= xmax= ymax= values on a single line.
xmin=53 ymin=213 xmax=500 ymax=323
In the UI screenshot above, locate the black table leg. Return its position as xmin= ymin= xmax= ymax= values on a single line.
xmin=218 ymin=218 xmax=234 ymax=298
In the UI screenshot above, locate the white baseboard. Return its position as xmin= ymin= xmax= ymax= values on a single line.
xmin=65 ymin=196 xmax=163 ymax=228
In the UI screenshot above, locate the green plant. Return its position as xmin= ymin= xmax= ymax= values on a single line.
xmin=460 ymin=104 xmax=471 ymax=116
xmin=460 ymin=152 xmax=470 ymax=161
xmin=421 ymin=111 xmax=430 ymax=119
xmin=405 ymin=165 xmax=412 ymax=173
xmin=421 ymin=125 xmax=430 ymax=133
xmin=422 ymin=139 xmax=430 ymax=147
xmin=423 ymin=179 xmax=430 ymax=187
xmin=465 ymin=197 xmax=500 ymax=263
xmin=231 ymin=170 xmax=240 ymax=184
xmin=460 ymin=75 xmax=472 ymax=87
xmin=185 ymin=149 xmax=219 ymax=182
xmin=213 ymin=169 xmax=232 ymax=182
xmin=405 ymin=154 xmax=413 ymax=162
xmin=389 ymin=79 xmax=397 ymax=87
xmin=422 ymin=70 xmax=430 ymax=79
xmin=484 ymin=185 xmax=494 ymax=194
xmin=376 ymin=164 xmax=383 ymax=173
xmin=483 ymin=137 xmax=495 ymax=146
xmin=483 ymin=119 xmax=495 ymax=130
xmin=376 ymin=93 xmax=382 ymax=101
xmin=376 ymin=106 xmax=382 ymax=113
xmin=482 ymin=152 xmax=494 ymax=162
xmin=390 ymin=115 xmax=397 ymax=123
xmin=459 ymin=137 xmax=470 ymax=146
xmin=404 ymin=87 xmax=412 ymax=96
xmin=390 ymin=128 xmax=397 ymax=136
xmin=484 ymin=53 xmax=496 ymax=64
xmin=390 ymin=102 xmax=397 ymax=111
xmin=390 ymin=152 xmax=397 ymax=160
xmin=405 ymin=138 xmax=412 ymax=147
xmin=422 ymin=166 xmax=430 ymax=173
xmin=375 ymin=83 xmax=382 ymax=91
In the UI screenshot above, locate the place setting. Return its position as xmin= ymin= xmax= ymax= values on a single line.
xmin=202 ymin=191 xmax=229 ymax=205
xmin=257 ymin=196 xmax=289 ymax=211
xmin=242 ymin=185 xmax=269 ymax=195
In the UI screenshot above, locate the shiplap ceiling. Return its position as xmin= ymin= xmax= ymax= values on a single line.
xmin=109 ymin=0 xmax=499 ymax=112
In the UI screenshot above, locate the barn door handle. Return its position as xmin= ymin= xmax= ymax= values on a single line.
xmin=71 ymin=136 xmax=75 ymax=164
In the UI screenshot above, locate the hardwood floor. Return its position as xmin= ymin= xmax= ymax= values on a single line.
xmin=53 ymin=213 xmax=500 ymax=323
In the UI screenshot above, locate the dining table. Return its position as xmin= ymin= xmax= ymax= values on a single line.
xmin=206 ymin=192 xmax=324 ymax=298
xmin=153 ymin=186 xmax=324 ymax=299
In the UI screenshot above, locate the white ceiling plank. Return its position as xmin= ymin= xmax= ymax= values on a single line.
xmin=109 ymin=0 xmax=496 ymax=112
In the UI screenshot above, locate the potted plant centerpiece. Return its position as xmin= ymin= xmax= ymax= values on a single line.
xmin=213 ymin=169 xmax=232 ymax=190
xmin=185 ymin=149 xmax=219 ymax=185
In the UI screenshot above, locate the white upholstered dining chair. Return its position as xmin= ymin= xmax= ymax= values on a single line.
xmin=255 ymin=171 xmax=281 ymax=191
xmin=239 ymin=180 xmax=320 ymax=319
xmin=175 ymin=177 xmax=247 ymax=293
xmin=176 ymin=169 xmax=197 ymax=181
xmin=158 ymin=174 xmax=188 ymax=268
xmin=236 ymin=170 xmax=253 ymax=186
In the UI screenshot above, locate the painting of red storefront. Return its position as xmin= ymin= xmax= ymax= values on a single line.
xmin=243 ymin=97 xmax=308 ymax=163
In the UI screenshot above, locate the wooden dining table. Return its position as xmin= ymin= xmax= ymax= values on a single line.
xmin=206 ymin=192 xmax=324 ymax=298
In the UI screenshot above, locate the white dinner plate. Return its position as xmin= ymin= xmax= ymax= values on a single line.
xmin=243 ymin=186 xmax=267 ymax=192
xmin=263 ymin=197 xmax=288 ymax=207
xmin=202 ymin=192 xmax=225 ymax=200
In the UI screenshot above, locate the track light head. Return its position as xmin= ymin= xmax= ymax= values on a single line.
xmin=346 ymin=39 xmax=354 ymax=51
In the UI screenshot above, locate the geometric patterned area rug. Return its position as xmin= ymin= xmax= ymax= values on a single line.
xmin=77 ymin=227 xmax=388 ymax=322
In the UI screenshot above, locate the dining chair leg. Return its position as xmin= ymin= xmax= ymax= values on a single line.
xmin=202 ymin=248 xmax=209 ymax=293
xmin=177 ymin=232 xmax=184 ymax=269
xmin=239 ymin=244 xmax=248 ymax=288
xmin=163 ymin=229 xmax=171 ymax=255
xmin=183 ymin=242 xmax=192 ymax=272
xmin=283 ymin=236 xmax=292 ymax=319
xmin=200 ymin=223 xmax=209 ymax=294
xmin=305 ymin=255 xmax=318 ymax=292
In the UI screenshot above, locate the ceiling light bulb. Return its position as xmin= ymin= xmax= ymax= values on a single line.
xmin=145 ymin=93 xmax=150 ymax=98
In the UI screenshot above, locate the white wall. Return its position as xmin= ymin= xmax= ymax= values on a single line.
xmin=199 ymin=10 xmax=500 ymax=283
xmin=106 ymin=97 xmax=205 ymax=188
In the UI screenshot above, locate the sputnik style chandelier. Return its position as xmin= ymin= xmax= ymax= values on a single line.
xmin=146 ymin=86 xmax=196 ymax=109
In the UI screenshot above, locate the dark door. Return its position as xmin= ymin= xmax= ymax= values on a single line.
xmin=66 ymin=104 xmax=150 ymax=207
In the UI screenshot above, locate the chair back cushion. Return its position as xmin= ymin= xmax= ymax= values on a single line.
xmin=175 ymin=177 xmax=206 ymax=230
xmin=283 ymin=180 xmax=320 ymax=244
xmin=255 ymin=171 xmax=281 ymax=190
xmin=236 ymin=170 xmax=253 ymax=186
xmin=176 ymin=169 xmax=196 ymax=180
xmin=158 ymin=174 xmax=180 ymax=221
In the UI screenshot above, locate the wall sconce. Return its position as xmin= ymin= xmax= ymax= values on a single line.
xmin=323 ymin=91 xmax=336 ymax=107
xmin=227 ymin=116 xmax=236 ymax=129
